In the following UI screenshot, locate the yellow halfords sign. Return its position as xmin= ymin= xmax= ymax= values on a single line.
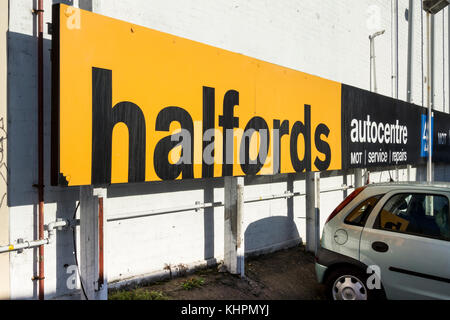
xmin=51 ymin=4 xmax=342 ymax=186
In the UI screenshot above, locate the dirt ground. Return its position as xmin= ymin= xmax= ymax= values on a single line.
xmin=110 ymin=245 xmax=327 ymax=300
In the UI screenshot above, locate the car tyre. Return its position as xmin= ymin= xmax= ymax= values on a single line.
xmin=325 ymin=266 xmax=385 ymax=300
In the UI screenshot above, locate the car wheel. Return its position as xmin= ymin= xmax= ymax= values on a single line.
xmin=325 ymin=266 xmax=385 ymax=300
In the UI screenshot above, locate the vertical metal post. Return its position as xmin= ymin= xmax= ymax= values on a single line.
xmin=306 ymin=172 xmax=320 ymax=254
xmin=80 ymin=186 xmax=96 ymax=300
xmin=427 ymin=12 xmax=434 ymax=182
xmin=236 ymin=179 xmax=245 ymax=278
xmin=422 ymin=0 xmax=425 ymax=107
xmin=354 ymin=168 xmax=363 ymax=188
xmin=37 ymin=0 xmax=45 ymax=301
xmin=364 ymin=170 xmax=371 ymax=185
xmin=314 ymin=173 xmax=320 ymax=254
xmin=94 ymin=188 xmax=108 ymax=300
xmin=394 ymin=0 xmax=399 ymax=181
xmin=370 ymin=32 xmax=384 ymax=93
xmin=390 ymin=0 xmax=399 ymax=98
xmin=80 ymin=186 xmax=108 ymax=300
xmin=406 ymin=0 xmax=414 ymax=181
xmin=343 ymin=171 xmax=348 ymax=198
xmin=370 ymin=37 xmax=373 ymax=92
xmin=407 ymin=0 xmax=414 ymax=103
xmin=395 ymin=0 xmax=399 ymax=98
xmin=431 ymin=13 xmax=436 ymax=110
xmin=368 ymin=29 xmax=384 ymax=185
xmin=98 ymin=197 xmax=104 ymax=290
xmin=224 ymin=177 xmax=245 ymax=277
xmin=443 ymin=11 xmax=445 ymax=111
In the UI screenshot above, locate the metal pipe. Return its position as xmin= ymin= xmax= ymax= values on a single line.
xmin=0 ymin=239 xmax=48 ymax=253
xmin=37 ymin=0 xmax=45 ymax=301
xmin=367 ymin=29 xmax=384 ymax=185
xmin=107 ymin=185 xmax=352 ymax=222
xmin=107 ymin=194 xmax=304 ymax=222
xmin=370 ymin=36 xmax=373 ymax=91
xmin=443 ymin=11 xmax=446 ymax=110
xmin=320 ymin=185 xmax=354 ymax=194
xmin=107 ymin=202 xmax=221 ymax=222
xmin=395 ymin=0 xmax=399 ymax=98
xmin=406 ymin=0 xmax=413 ymax=181
xmin=422 ymin=0 xmax=425 ymax=107
xmin=394 ymin=0 xmax=399 ymax=181
xmin=407 ymin=0 xmax=414 ymax=102
xmin=427 ymin=12 xmax=434 ymax=182
xmin=431 ymin=13 xmax=436 ymax=109
xmin=98 ymin=197 xmax=104 ymax=288
xmin=244 ymin=191 xmax=304 ymax=203
xmin=369 ymin=30 xmax=386 ymax=93
xmin=0 ymin=220 xmax=68 ymax=254
xmin=390 ymin=0 xmax=398 ymax=98
xmin=373 ymin=36 xmax=378 ymax=93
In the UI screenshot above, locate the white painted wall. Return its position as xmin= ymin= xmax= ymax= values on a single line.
xmin=0 ymin=0 xmax=10 ymax=300
xmin=4 ymin=0 xmax=450 ymax=299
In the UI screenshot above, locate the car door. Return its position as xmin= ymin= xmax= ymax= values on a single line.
xmin=359 ymin=190 xmax=450 ymax=300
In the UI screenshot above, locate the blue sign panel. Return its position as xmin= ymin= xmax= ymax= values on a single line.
xmin=420 ymin=114 xmax=434 ymax=158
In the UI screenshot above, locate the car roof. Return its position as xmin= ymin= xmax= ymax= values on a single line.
xmin=364 ymin=182 xmax=450 ymax=193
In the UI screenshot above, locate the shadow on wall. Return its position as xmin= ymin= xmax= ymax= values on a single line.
xmin=245 ymin=216 xmax=300 ymax=255
xmin=244 ymin=173 xmax=301 ymax=255
xmin=7 ymin=25 xmax=82 ymax=299
xmin=416 ymin=165 xmax=427 ymax=181
xmin=431 ymin=164 xmax=450 ymax=182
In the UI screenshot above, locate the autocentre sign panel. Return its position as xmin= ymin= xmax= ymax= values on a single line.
xmin=341 ymin=85 xmax=450 ymax=169
xmin=51 ymin=4 xmax=450 ymax=187
xmin=341 ymin=85 xmax=426 ymax=169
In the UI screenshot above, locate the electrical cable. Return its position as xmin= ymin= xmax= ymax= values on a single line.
xmin=71 ymin=202 xmax=89 ymax=300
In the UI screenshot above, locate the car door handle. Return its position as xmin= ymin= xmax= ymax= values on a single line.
xmin=372 ymin=241 xmax=389 ymax=253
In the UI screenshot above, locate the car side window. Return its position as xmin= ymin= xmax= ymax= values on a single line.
xmin=374 ymin=193 xmax=450 ymax=241
xmin=344 ymin=195 xmax=382 ymax=226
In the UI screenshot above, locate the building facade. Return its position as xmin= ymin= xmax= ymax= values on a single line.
xmin=1 ymin=0 xmax=450 ymax=299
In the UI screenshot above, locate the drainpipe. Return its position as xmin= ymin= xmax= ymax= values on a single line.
xmin=422 ymin=1 xmax=425 ymax=107
xmin=407 ymin=0 xmax=414 ymax=102
xmin=430 ymin=14 xmax=436 ymax=110
xmin=427 ymin=12 xmax=434 ymax=182
xmin=395 ymin=0 xmax=399 ymax=98
xmin=37 ymin=0 xmax=45 ymax=300
xmin=368 ymin=29 xmax=385 ymax=185
xmin=98 ymin=197 xmax=104 ymax=289
xmin=369 ymin=30 xmax=385 ymax=93
xmin=393 ymin=0 xmax=399 ymax=181
xmin=443 ymin=12 xmax=445 ymax=111
xmin=406 ymin=0 xmax=414 ymax=180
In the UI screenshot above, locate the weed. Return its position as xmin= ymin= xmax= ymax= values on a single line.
xmin=164 ymin=263 xmax=173 ymax=278
xmin=176 ymin=263 xmax=188 ymax=277
xmin=109 ymin=289 xmax=169 ymax=300
xmin=181 ymin=277 xmax=205 ymax=290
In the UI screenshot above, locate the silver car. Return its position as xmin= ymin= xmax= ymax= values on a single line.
xmin=315 ymin=182 xmax=450 ymax=300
